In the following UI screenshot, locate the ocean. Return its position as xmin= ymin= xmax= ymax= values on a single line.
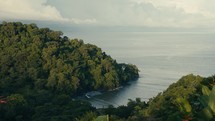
xmin=67 ymin=31 xmax=215 ymax=108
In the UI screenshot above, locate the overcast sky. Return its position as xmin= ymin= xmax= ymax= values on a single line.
xmin=1 ymin=0 xmax=215 ymax=29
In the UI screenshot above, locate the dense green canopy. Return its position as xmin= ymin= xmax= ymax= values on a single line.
xmin=2 ymin=22 xmax=214 ymax=121
xmin=0 ymin=22 xmax=139 ymax=95
xmin=103 ymin=74 xmax=215 ymax=121
xmin=0 ymin=22 xmax=139 ymax=121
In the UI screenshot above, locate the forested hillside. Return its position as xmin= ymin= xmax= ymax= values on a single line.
xmin=0 ymin=22 xmax=139 ymax=121
xmin=103 ymin=74 xmax=215 ymax=121
xmin=0 ymin=22 xmax=139 ymax=95
xmin=1 ymin=22 xmax=214 ymax=121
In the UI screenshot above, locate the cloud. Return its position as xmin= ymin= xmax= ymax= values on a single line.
xmin=113 ymin=0 xmax=215 ymax=28
xmin=0 ymin=0 xmax=97 ymax=24
xmin=132 ymin=0 xmax=215 ymax=18
xmin=1 ymin=0 xmax=215 ymax=28
xmin=47 ymin=0 xmax=215 ymax=28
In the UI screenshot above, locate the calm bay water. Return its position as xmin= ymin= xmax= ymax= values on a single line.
xmin=68 ymin=32 xmax=215 ymax=108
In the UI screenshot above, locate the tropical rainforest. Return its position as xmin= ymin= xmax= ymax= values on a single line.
xmin=103 ymin=74 xmax=215 ymax=121
xmin=0 ymin=22 xmax=214 ymax=121
xmin=0 ymin=22 xmax=138 ymax=121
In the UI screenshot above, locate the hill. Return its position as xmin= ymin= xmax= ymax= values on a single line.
xmin=0 ymin=22 xmax=139 ymax=95
xmin=102 ymin=74 xmax=215 ymax=121
xmin=0 ymin=22 xmax=139 ymax=121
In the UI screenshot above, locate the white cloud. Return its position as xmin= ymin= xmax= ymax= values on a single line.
xmin=130 ymin=0 xmax=215 ymax=28
xmin=0 ymin=0 xmax=97 ymax=24
xmin=131 ymin=0 xmax=215 ymax=17
xmin=1 ymin=0 xmax=215 ymax=28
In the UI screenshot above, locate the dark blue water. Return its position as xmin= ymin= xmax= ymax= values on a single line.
xmin=68 ymin=32 xmax=215 ymax=108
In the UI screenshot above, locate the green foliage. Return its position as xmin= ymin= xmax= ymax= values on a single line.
xmin=175 ymin=97 xmax=192 ymax=114
xmin=104 ymin=98 xmax=147 ymax=120
xmin=76 ymin=111 xmax=97 ymax=121
xmin=0 ymin=94 xmax=32 ymax=121
xmin=202 ymin=85 xmax=211 ymax=96
xmin=32 ymin=99 xmax=95 ymax=121
xmin=0 ymin=22 xmax=139 ymax=96
xmin=101 ymin=74 xmax=215 ymax=121
xmin=141 ymin=74 xmax=203 ymax=120
xmin=198 ymin=86 xmax=215 ymax=120
xmin=6 ymin=21 xmax=215 ymax=121
xmin=0 ymin=22 xmax=139 ymax=121
xmin=95 ymin=115 xmax=109 ymax=121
